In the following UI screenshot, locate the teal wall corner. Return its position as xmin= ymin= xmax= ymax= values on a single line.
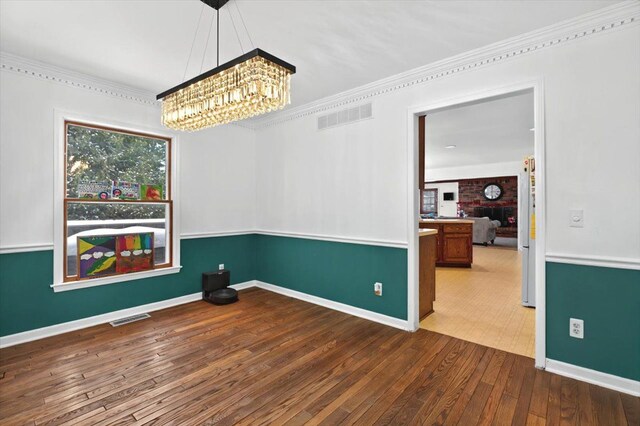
xmin=546 ymin=262 xmax=640 ymax=381
xmin=255 ymin=234 xmax=408 ymax=320
xmin=1 ymin=233 xmax=407 ymax=337
xmin=0 ymin=234 xmax=257 ymax=337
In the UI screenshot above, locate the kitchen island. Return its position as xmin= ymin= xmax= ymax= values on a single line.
xmin=419 ymin=219 xmax=473 ymax=267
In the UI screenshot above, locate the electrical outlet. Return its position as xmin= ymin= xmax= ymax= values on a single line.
xmin=570 ymin=318 xmax=584 ymax=339
xmin=374 ymin=282 xmax=382 ymax=296
xmin=219 ymin=264 xmax=224 ymax=270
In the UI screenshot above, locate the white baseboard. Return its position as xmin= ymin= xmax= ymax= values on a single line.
xmin=0 ymin=292 xmax=206 ymax=349
xmin=1 ymin=280 xmax=258 ymax=348
xmin=5 ymin=283 xmax=638 ymax=397
xmin=546 ymin=359 xmax=640 ymax=397
xmin=230 ymin=280 xmax=259 ymax=291
xmin=254 ymin=280 xmax=411 ymax=331
xmin=0 ymin=279 xmax=407 ymax=348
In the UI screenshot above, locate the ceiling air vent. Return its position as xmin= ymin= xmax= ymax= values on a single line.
xmin=317 ymin=103 xmax=373 ymax=131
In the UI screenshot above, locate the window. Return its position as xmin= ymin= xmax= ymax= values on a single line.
xmin=421 ymin=189 xmax=438 ymax=215
xmin=57 ymin=120 xmax=176 ymax=287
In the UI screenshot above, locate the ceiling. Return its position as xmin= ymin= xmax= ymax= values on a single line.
xmin=0 ymin=1 xmax=616 ymax=109
xmin=425 ymin=90 xmax=534 ymax=170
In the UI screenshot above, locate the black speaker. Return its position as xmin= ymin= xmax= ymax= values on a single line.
xmin=202 ymin=269 xmax=238 ymax=305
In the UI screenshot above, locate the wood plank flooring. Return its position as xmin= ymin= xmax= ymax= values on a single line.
xmin=421 ymin=243 xmax=536 ymax=358
xmin=1 ymin=288 xmax=636 ymax=425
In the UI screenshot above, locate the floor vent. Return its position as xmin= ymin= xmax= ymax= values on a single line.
xmin=318 ymin=103 xmax=372 ymax=130
xmin=109 ymin=313 xmax=150 ymax=327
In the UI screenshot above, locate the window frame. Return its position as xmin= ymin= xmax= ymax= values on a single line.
xmin=52 ymin=112 xmax=181 ymax=292
xmin=421 ymin=188 xmax=438 ymax=215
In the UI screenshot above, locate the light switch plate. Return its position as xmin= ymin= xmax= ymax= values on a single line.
xmin=569 ymin=210 xmax=584 ymax=228
xmin=374 ymin=282 xmax=382 ymax=296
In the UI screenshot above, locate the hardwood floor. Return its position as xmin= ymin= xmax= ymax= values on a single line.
xmin=421 ymin=243 xmax=536 ymax=358
xmin=1 ymin=288 xmax=637 ymax=425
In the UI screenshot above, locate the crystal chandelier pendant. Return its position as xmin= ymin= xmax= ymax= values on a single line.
xmin=157 ymin=0 xmax=296 ymax=131
xmin=157 ymin=49 xmax=295 ymax=131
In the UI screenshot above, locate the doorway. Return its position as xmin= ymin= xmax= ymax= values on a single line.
xmin=407 ymin=81 xmax=546 ymax=368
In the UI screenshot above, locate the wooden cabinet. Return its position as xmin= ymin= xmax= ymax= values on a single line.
xmin=419 ymin=232 xmax=437 ymax=319
xmin=420 ymin=220 xmax=473 ymax=267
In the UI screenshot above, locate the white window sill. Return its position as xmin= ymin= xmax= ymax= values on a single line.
xmin=51 ymin=265 xmax=183 ymax=292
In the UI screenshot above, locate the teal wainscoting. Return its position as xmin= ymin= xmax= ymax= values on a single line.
xmin=0 ymin=235 xmax=256 ymax=337
xmin=255 ymin=234 xmax=408 ymax=320
xmin=546 ymin=262 xmax=640 ymax=381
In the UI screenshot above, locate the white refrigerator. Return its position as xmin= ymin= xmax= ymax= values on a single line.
xmin=521 ymin=156 xmax=536 ymax=307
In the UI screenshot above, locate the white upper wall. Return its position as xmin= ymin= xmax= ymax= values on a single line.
xmin=426 ymin=161 xmax=523 ymax=182
xmin=0 ymin=69 xmax=256 ymax=250
xmin=1 ymin=4 xmax=638 ymax=262
xmin=254 ymin=18 xmax=640 ymax=260
xmin=179 ymin=125 xmax=256 ymax=237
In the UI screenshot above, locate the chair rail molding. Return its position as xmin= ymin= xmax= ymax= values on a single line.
xmin=0 ymin=243 xmax=55 ymax=255
xmin=1 ymin=230 xmax=406 ymax=255
xmin=179 ymin=230 xmax=256 ymax=240
xmin=546 ymin=253 xmax=640 ymax=270
xmin=255 ymin=230 xmax=408 ymax=249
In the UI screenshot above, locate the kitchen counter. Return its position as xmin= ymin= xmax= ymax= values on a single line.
xmin=419 ymin=219 xmax=473 ymax=267
xmin=420 ymin=218 xmax=474 ymax=224
xmin=419 ymin=230 xmax=437 ymax=319
xmin=419 ymin=228 xmax=438 ymax=236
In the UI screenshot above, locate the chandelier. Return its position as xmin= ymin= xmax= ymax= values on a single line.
xmin=157 ymin=0 xmax=296 ymax=131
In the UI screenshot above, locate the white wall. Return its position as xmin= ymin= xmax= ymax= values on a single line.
xmin=0 ymin=69 xmax=256 ymax=250
xmin=426 ymin=161 xmax=524 ymax=182
xmin=179 ymin=126 xmax=256 ymax=237
xmin=424 ymin=182 xmax=458 ymax=217
xmin=2 ymin=10 xmax=638 ymax=262
xmin=256 ymin=116 xmax=406 ymax=244
xmin=255 ymin=23 xmax=640 ymax=261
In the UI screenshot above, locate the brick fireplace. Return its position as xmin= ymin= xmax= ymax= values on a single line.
xmin=457 ymin=176 xmax=518 ymax=238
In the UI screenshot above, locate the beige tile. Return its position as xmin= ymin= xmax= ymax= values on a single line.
xmin=420 ymin=243 xmax=536 ymax=358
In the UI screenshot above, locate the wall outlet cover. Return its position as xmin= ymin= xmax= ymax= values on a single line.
xmin=219 ymin=264 xmax=224 ymax=270
xmin=570 ymin=318 xmax=584 ymax=339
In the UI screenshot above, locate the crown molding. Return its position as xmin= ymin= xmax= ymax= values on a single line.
xmin=246 ymin=1 xmax=639 ymax=130
xmin=0 ymin=51 xmax=262 ymax=132
xmin=0 ymin=51 xmax=159 ymax=106
xmin=1 ymin=2 xmax=638 ymax=130
xmin=0 ymin=51 xmax=259 ymax=131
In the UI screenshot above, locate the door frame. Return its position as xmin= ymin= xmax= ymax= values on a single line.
xmin=405 ymin=78 xmax=547 ymax=368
